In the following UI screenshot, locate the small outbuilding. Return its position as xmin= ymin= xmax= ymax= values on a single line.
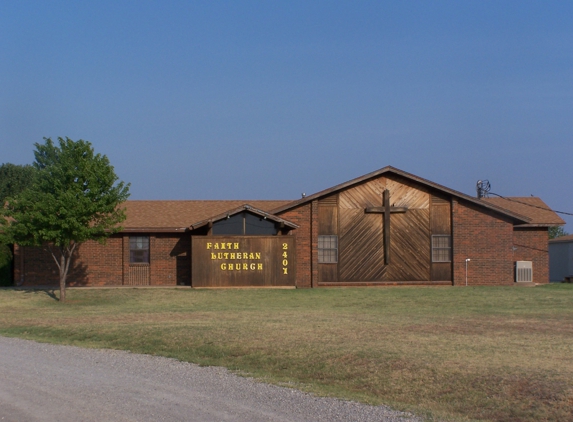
xmin=12 ymin=166 xmax=565 ymax=288
xmin=549 ymin=234 xmax=573 ymax=282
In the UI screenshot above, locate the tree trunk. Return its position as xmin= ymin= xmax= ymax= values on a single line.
xmin=59 ymin=254 xmax=67 ymax=302
xmin=49 ymin=243 xmax=76 ymax=303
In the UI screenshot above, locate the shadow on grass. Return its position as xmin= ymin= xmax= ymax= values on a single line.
xmin=16 ymin=288 xmax=60 ymax=301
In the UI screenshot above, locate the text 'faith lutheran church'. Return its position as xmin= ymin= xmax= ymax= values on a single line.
xmin=14 ymin=166 xmax=565 ymax=288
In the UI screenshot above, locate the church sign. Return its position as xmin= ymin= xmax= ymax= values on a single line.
xmin=191 ymin=236 xmax=296 ymax=287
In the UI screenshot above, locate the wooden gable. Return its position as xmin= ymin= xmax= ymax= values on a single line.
xmin=316 ymin=173 xmax=452 ymax=284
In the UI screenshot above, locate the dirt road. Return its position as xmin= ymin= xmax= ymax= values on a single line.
xmin=0 ymin=337 xmax=421 ymax=422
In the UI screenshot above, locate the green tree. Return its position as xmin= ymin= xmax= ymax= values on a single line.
xmin=0 ymin=243 xmax=12 ymax=287
xmin=0 ymin=138 xmax=130 ymax=301
xmin=0 ymin=163 xmax=36 ymax=286
xmin=0 ymin=163 xmax=36 ymax=201
xmin=549 ymin=226 xmax=569 ymax=239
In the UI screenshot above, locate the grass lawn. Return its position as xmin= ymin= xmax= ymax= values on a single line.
xmin=1 ymin=285 xmax=572 ymax=421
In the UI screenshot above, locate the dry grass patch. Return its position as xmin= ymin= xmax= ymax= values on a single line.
xmin=1 ymin=285 xmax=572 ymax=421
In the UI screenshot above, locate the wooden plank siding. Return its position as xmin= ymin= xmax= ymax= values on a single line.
xmin=386 ymin=209 xmax=431 ymax=281
xmin=191 ymin=236 xmax=296 ymax=287
xmin=430 ymin=195 xmax=452 ymax=281
xmin=385 ymin=177 xmax=431 ymax=281
xmin=319 ymin=175 xmax=444 ymax=283
xmin=339 ymin=180 xmax=386 ymax=281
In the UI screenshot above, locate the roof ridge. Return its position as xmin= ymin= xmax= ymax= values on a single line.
xmin=125 ymin=199 xmax=293 ymax=202
xmin=269 ymin=166 xmax=531 ymax=223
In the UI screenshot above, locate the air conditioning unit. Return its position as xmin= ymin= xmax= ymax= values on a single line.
xmin=515 ymin=261 xmax=533 ymax=283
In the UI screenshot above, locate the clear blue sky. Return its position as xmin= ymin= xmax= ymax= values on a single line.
xmin=1 ymin=1 xmax=572 ymax=230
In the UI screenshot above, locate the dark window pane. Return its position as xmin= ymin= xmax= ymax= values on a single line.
xmin=129 ymin=236 xmax=149 ymax=263
xmin=212 ymin=213 xmax=244 ymax=235
xmin=432 ymin=235 xmax=451 ymax=262
xmin=244 ymin=212 xmax=277 ymax=235
xmin=212 ymin=212 xmax=279 ymax=235
xmin=318 ymin=235 xmax=338 ymax=263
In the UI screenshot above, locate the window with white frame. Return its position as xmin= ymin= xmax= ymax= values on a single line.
xmin=318 ymin=235 xmax=338 ymax=263
xmin=432 ymin=235 xmax=451 ymax=262
xmin=130 ymin=236 xmax=150 ymax=263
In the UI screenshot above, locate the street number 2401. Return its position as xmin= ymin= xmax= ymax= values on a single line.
xmin=282 ymin=243 xmax=288 ymax=274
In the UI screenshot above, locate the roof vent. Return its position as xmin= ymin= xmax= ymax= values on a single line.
xmin=515 ymin=261 xmax=533 ymax=283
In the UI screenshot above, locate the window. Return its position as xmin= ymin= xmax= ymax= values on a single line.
xmin=318 ymin=235 xmax=338 ymax=263
xmin=432 ymin=235 xmax=451 ymax=262
xmin=130 ymin=236 xmax=149 ymax=263
xmin=212 ymin=212 xmax=278 ymax=235
xmin=212 ymin=213 xmax=244 ymax=235
xmin=244 ymin=212 xmax=278 ymax=235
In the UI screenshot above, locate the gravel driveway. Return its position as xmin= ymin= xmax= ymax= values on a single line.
xmin=0 ymin=336 xmax=423 ymax=422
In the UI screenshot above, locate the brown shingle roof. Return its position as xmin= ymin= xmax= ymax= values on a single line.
xmin=483 ymin=197 xmax=565 ymax=226
xmin=121 ymin=200 xmax=292 ymax=232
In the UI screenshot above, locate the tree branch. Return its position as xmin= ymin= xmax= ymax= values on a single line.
xmin=47 ymin=244 xmax=62 ymax=271
xmin=63 ymin=242 xmax=77 ymax=275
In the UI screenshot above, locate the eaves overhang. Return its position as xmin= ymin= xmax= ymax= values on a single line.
xmin=188 ymin=204 xmax=299 ymax=231
xmin=119 ymin=227 xmax=189 ymax=233
xmin=268 ymin=165 xmax=532 ymax=225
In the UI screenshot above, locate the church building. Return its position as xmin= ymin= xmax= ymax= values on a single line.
xmin=13 ymin=166 xmax=564 ymax=288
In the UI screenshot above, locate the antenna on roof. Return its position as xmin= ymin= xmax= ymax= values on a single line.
xmin=476 ymin=180 xmax=491 ymax=199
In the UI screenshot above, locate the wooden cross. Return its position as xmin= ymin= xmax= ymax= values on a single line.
xmin=364 ymin=189 xmax=407 ymax=265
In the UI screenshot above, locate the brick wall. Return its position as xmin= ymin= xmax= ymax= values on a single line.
xmin=80 ymin=237 xmax=123 ymax=286
xmin=149 ymin=234 xmax=190 ymax=286
xmin=14 ymin=244 xmax=60 ymax=286
xmin=15 ymin=236 xmax=123 ymax=287
xmin=121 ymin=234 xmax=189 ymax=287
xmin=279 ymin=202 xmax=316 ymax=288
xmin=15 ymin=233 xmax=190 ymax=287
xmin=452 ymin=199 xmax=514 ymax=285
xmin=14 ymin=201 xmax=546 ymax=288
xmin=513 ymin=227 xmax=549 ymax=284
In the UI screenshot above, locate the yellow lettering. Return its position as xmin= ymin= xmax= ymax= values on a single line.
xmin=282 ymin=259 xmax=288 ymax=266
xmin=221 ymin=263 xmax=227 ymax=270
xmin=214 ymin=243 xmax=219 ymax=250
xmin=236 ymin=252 xmax=241 ymax=259
xmin=211 ymin=253 xmax=217 ymax=260
xmin=217 ymin=253 xmax=223 ymax=260
xmin=207 ymin=242 xmax=212 ymax=250
xmin=230 ymin=253 xmax=235 ymax=260
xmin=236 ymin=265 xmax=241 ymax=271
xmin=282 ymin=251 xmax=288 ymax=258
xmin=221 ymin=243 xmax=226 ymax=250
xmin=255 ymin=252 xmax=261 ymax=260
xmin=228 ymin=263 xmax=234 ymax=270
xmin=250 ymin=263 xmax=255 ymax=270
xmin=234 ymin=243 xmax=239 ymax=250
xmin=282 ymin=243 xmax=288 ymax=250
xmin=223 ymin=253 xmax=229 ymax=259
xmin=283 ymin=268 xmax=288 ymax=275
xmin=257 ymin=263 xmax=263 ymax=270
xmin=249 ymin=253 xmax=255 ymax=260
xmin=243 ymin=263 xmax=248 ymax=270
xmin=226 ymin=243 xmax=232 ymax=250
